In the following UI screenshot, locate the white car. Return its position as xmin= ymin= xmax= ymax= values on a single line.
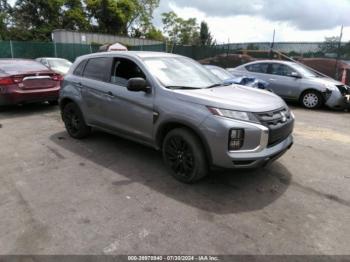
xmin=36 ymin=57 xmax=73 ymax=76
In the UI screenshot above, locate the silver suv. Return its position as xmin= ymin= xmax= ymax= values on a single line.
xmin=59 ymin=52 xmax=294 ymax=183
xmin=229 ymin=60 xmax=350 ymax=109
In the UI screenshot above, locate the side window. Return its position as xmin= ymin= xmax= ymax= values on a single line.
xmin=110 ymin=58 xmax=146 ymax=87
xmin=73 ymin=60 xmax=87 ymax=76
xmin=245 ymin=63 xmax=269 ymax=74
xmin=270 ymin=63 xmax=294 ymax=77
xmin=83 ymin=57 xmax=111 ymax=81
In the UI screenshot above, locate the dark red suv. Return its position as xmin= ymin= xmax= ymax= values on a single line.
xmin=0 ymin=59 xmax=63 ymax=106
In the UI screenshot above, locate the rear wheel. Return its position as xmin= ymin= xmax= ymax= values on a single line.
xmin=300 ymin=90 xmax=323 ymax=109
xmin=62 ymin=103 xmax=91 ymax=139
xmin=162 ymin=128 xmax=208 ymax=183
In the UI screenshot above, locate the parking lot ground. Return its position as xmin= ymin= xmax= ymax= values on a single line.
xmin=0 ymin=104 xmax=350 ymax=255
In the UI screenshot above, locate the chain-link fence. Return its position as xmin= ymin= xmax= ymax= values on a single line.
xmin=1 ymin=40 xmax=349 ymax=83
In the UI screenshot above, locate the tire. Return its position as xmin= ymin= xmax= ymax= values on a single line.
xmin=62 ymin=102 xmax=91 ymax=139
xmin=162 ymin=128 xmax=208 ymax=183
xmin=48 ymin=100 xmax=58 ymax=106
xmin=300 ymin=90 xmax=324 ymax=109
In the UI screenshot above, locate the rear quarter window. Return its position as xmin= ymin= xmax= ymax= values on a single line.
xmin=83 ymin=57 xmax=111 ymax=81
xmin=73 ymin=60 xmax=87 ymax=76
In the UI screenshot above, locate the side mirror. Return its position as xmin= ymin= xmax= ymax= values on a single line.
xmin=290 ymin=72 xmax=301 ymax=78
xmin=127 ymin=78 xmax=151 ymax=93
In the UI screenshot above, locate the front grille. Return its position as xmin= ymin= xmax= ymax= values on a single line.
xmin=336 ymin=85 xmax=350 ymax=96
xmin=255 ymin=108 xmax=294 ymax=147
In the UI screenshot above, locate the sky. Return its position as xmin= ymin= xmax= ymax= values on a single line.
xmin=7 ymin=0 xmax=350 ymax=43
xmin=152 ymin=0 xmax=350 ymax=43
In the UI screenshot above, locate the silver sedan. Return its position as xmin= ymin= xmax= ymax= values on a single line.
xmin=229 ymin=60 xmax=350 ymax=109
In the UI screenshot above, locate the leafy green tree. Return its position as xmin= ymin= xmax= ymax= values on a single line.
xmin=199 ymin=21 xmax=213 ymax=46
xmin=3 ymin=0 xmax=161 ymax=41
xmin=127 ymin=0 xmax=159 ymax=34
xmin=0 ymin=0 xmax=11 ymax=40
xmin=162 ymin=11 xmax=200 ymax=46
xmin=12 ymin=0 xmax=64 ymax=40
xmin=85 ymin=0 xmax=159 ymax=35
xmin=145 ymin=25 xmax=164 ymax=41
xmin=62 ymin=0 xmax=89 ymax=30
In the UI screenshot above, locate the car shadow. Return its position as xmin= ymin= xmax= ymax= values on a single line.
xmin=0 ymin=103 xmax=58 ymax=120
xmin=50 ymin=130 xmax=292 ymax=214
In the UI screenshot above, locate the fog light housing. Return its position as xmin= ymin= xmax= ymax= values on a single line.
xmin=229 ymin=129 xmax=245 ymax=151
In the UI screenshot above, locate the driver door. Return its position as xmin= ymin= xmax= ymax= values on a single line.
xmin=102 ymin=57 xmax=154 ymax=143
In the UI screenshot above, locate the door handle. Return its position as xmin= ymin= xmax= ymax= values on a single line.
xmin=269 ymin=78 xmax=276 ymax=81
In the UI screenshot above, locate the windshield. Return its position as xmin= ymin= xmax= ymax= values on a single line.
xmin=48 ymin=59 xmax=72 ymax=69
xmin=207 ymin=67 xmax=233 ymax=81
xmin=292 ymin=63 xmax=319 ymax=77
xmin=143 ymin=57 xmax=221 ymax=89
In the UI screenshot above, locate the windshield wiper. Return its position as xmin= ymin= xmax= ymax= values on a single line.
xmin=206 ymin=83 xmax=226 ymax=88
xmin=166 ymin=86 xmax=200 ymax=90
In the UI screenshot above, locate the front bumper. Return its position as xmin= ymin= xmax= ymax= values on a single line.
xmin=325 ymin=88 xmax=350 ymax=109
xmin=199 ymin=115 xmax=294 ymax=169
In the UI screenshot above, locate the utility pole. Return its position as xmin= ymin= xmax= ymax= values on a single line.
xmin=334 ymin=25 xmax=343 ymax=80
xmin=269 ymin=29 xmax=276 ymax=59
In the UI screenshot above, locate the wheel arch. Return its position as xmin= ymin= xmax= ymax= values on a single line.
xmin=155 ymin=121 xmax=213 ymax=166
xmin=299 ymin=88 xmax=324 ymax=101
xmin=59 ymin=97 xmax=76 ymax=111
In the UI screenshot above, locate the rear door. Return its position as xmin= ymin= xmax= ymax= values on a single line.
xmin=267 ymin=63 xmax=301 ymax=98
xmin=80 ymin=57 xmax=113 ymax=126
xmin=244 ymin=62 xmax=270 ymax=81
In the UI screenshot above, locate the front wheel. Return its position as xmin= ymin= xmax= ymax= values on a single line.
xmin=300 ymin=90 xmax=324 ymax=109
xmin=62 ymin=103 xmax=91 ymax=139
xmin=162 ymin=128 xmax=208 ymax=183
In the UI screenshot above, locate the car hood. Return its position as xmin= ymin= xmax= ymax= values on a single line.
xmin=307 ymin=76 xmax=343 ymax=86
xmin=173 ymin=85 xmax=286 ymax=112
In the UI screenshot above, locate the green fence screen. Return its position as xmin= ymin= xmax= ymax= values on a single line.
xmin=0 ymin=41 xmax=166 ymax=61
xmin=0 ymin=41 xmax=101 ymax=61
xmin=1 ymin=40 xmax=349 ymax=62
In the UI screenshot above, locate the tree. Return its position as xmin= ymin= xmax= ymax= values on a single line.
xmin=85 ymin=0 xmax=159 ymax=36
xmin=146 ymin=26 xmax=164 ymax=41
xmin=127 ymin=0 xmax=159 ymax=34
xmin=162 ymin=11 xmax=200 ymax=46
xmin=3 ymin=0 xmax=161 ymax=41
xmin=0 ymin=0 xmax=11 ymax=40
xmin=62 ymin=0 xmax=89 ymax=31
xmin=199 ymin=21 xmax=213 ymax=46
xmin=12 ymin=0 xmax=64 ymax=40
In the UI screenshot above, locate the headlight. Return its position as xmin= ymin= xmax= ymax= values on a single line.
xmin=324 ymin=83 xmax=337 ymax=91
xmin=207 ymin=107 xmax=259 ymax=123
